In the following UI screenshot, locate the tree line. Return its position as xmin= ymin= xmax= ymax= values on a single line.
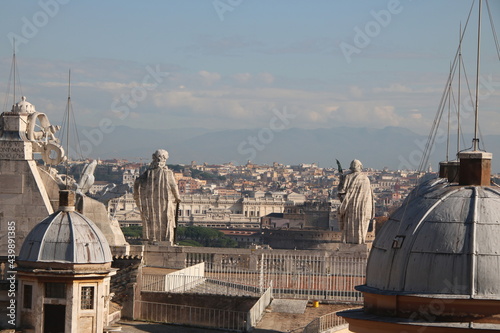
xmin=121 ymin=225 xmax=238 ymax=248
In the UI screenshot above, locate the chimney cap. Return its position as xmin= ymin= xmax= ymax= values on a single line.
xmin=458 ymin=151 xmax=492 ymax=160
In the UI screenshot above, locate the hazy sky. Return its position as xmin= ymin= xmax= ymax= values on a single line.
xmin=0 ymin=0 xmax=499 ymax=138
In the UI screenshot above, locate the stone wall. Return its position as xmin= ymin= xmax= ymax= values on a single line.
xmin=143 ymin=243 xmax=370 ymax=270
xmin=110 ymin=255 xmax=143 ymax=319
xmin=263 ymin=229 xmax=343 ymax=250
xmin=77 ymin=195 xmax=129 ymax=250
xmin=0 ymin=160 xmax=54 ymax=256
xmin=262 ymin=229 xmax=375 ymax=250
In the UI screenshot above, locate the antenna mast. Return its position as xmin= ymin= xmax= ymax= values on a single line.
xmin=13 ymin=40 xmax=16 ymax=105
xmin=473 ymin=0 xmax=482 ymax=151
xmin=446 ymin=62 xmax=451 ymax=162
xmin=65 ymin=69 xmax=71 ymax=189
xmin=457 ymin=23 xmax=462 ymax=155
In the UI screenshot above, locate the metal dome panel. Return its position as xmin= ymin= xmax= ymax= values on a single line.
xmin=19 ymin=210 xmax=113 ymax=264
xmin=366 ymin=179 xmax=500 ymax=299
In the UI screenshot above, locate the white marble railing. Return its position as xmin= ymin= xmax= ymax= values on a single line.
xmin=303 ymin=311 xmax=350 ymax=333
xmin=246 ymin=284 xmax=273 ymax=331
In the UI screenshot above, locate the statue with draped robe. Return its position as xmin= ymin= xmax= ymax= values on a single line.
xmin=337 ymin=159 xmax=374 ymax=244
xmin=134 ymin=149 xmax=181 ymax=244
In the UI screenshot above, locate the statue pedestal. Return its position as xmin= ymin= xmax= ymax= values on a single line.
xmin=143 ymin=243 xmax=185 ymax=268
xmin=0 ymin=140 xmax=32 ymax=160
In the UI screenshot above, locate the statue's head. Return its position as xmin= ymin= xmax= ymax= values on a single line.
xmin=151 ymin=149 xmax=169 ymax=168
xmin=350 ymin=159 xmax=363 ymax=172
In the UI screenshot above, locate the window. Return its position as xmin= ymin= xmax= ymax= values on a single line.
xmin=23 ymin=284 xmax=32 ymax=309
xmin=45 ymin=283 xmax=66 ymax=298
xmin=81 ymin=286 xmax=94 ymax=310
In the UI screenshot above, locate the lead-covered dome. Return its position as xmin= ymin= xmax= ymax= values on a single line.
xmin=19 ymin=207 xmax=113 ymax=264
xmin=366 ymin=178 xmax=500 ymax=299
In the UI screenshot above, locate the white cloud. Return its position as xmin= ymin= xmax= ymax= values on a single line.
xmin=409 ymin=109 xmax=422 ymax=119
xmin=373 ymin=83 xmax=412 ymax=93
xmin=307 ymin=111 xmax=321 ymax=122
xmin=258 ymin=72 xmax=274 ymax=84
xmin=374 ymin=106 xmax=400 ymax=126
xmin=39 ymin=80 xmax=152 ymax=92
xmin=233 ymin=73 xmax=252 ymax=83
xmin=152 ymin=89 xmax=252 ymax=121
xmin=7 ymin=57 xmax=489 ymax=134
xmin=349 ymin=86 xmax=363 ymax=98
xmin=198 ymin=70 xmax=221 ymax=86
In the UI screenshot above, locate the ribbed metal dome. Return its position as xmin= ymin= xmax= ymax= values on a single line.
xmin=366 ymin=178 xmax=500 ymax=299
xmin=19 ymin=209 xmax=113 ymax=264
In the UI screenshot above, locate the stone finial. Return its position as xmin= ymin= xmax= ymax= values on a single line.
xmin=12 ymin=96 xmax=36 ymax=113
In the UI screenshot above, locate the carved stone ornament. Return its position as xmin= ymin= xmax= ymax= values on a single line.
xmin=0 ymin=96 xmax=65 ymax=164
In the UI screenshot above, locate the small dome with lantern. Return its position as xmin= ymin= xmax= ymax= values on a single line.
xmin=11 ymin=96 xmax=36 ymax=113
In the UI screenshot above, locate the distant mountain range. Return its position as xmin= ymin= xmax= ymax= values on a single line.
xmin=71 ymin=125 xmax=500 ymax=172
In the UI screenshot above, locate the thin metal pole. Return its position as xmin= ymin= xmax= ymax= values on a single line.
xmin=473 ymin=0 xmax=482 ymax=150
xmin=65 ymin=70 xmax=71 ymax=188
xmin=446 ymin=62 xmax=451 ymax=161
xmin=13 ymin=40 xmax=15 ymax=106
xmin=458 ymin=23 xmax=462 ymax=155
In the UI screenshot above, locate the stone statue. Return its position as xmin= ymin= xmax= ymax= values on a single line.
xmin=20 ymin=96 xmax=65 ymax=165
xmin=337 ymin=159 xmax=374 ymax=244
xmin=94 ymin=183 xmax=131 ymax=205
xmin=76 ymin=159 xmax=97 ymax=195
xmin=134 ymin=149 xmax=181 ymax=244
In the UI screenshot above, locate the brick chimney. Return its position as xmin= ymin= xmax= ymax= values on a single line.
xmin=58 ymin=190 xmax=76 ymax=211
xmin=458 ymin=151 xmax=492 ymax=186
xmin=439 ymin=160 xmax=460 ymax=183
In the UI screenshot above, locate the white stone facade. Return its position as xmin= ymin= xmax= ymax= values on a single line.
xmin=178 ymin=194 xmax=290 ymax=229
xmin=111 ymin=192 xmax=304 ymax=230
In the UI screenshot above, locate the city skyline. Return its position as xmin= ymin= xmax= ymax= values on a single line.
xmin=0 ymin=1 xmax=499 ymax=166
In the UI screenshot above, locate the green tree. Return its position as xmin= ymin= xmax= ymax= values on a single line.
xmin=177 ymin=239 xmax=204 ymax=247
xmin=176 ymin=226 xmax=238 ymax=248
xmin=121 ymin=225 xmax=142 ymax=238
